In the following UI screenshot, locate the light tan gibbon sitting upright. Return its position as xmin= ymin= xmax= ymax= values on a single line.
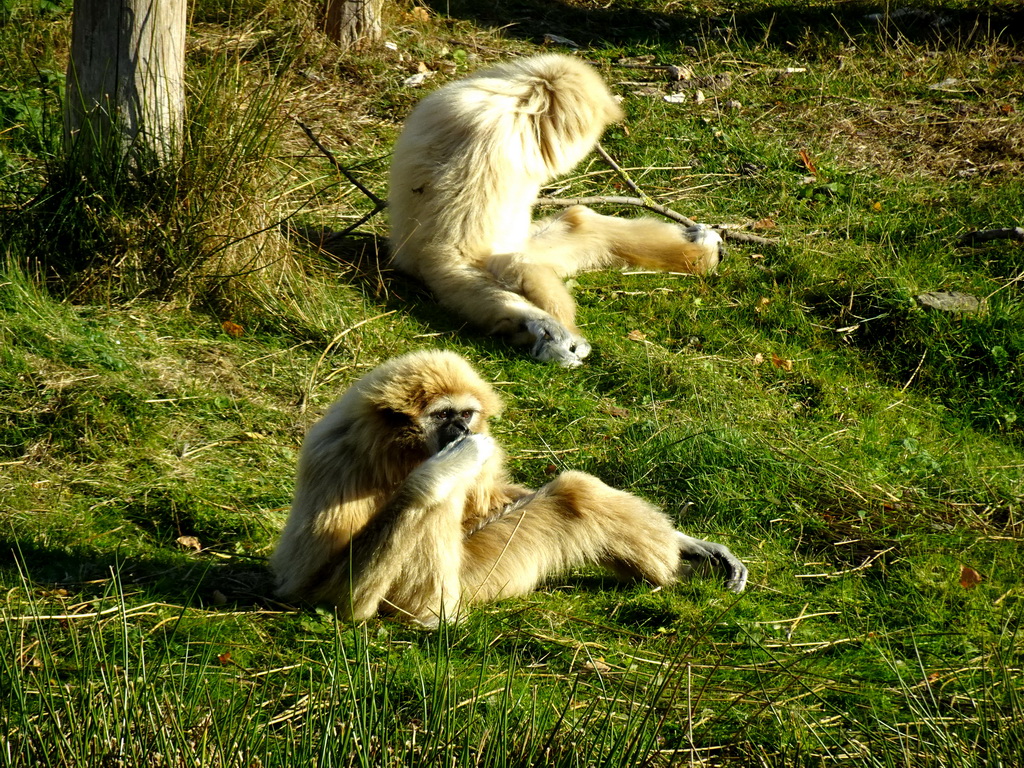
xmin=270 ymin=350 xmax=747 ymax=627
xmin=388 ymin=54 xmax=723 ymax=368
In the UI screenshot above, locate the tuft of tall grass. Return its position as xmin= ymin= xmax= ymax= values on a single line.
xmin=2 ymin=564 xmax=745 ymax=768
xmin=0 ymin=3 xmax=319 ymax=314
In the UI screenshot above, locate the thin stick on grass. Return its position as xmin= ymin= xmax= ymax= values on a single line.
xmin=295 ymin=119 xmax=385 ymax=207
xmin=594 ymin=142 xmax=646 ymax=197
xmin=535 ymin=194 xmax=695 ymax=223
xmin=794 ymin=547 xmax=895 ymax=580
xmin=12 ymin=601 xmax=164 ymax=621
xmin=752 ymin=611 xmax=840 ymax=625
xmin=901 ymin=349 xmax=928 ymax=392
xmin=295 ymin=118 xmax=387 ymax=234
xmin=574 ymin=142 xmax=778 ymax=247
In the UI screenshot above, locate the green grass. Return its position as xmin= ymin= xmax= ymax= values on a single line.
xmin=2 ymin=0 xmax=1023 ymax=765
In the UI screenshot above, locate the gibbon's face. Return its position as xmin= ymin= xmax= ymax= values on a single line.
xmin=416 ymin=394 xmax=485 ymax=455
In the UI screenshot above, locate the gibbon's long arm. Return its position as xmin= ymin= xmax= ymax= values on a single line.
xmin=314 ymin=435 xmax=495 ymax=623
xmin=324 ymin=489 xmax=426 ymax=622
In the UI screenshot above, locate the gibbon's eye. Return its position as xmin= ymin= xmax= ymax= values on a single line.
xmin=430 ymin=406 xmax=478 ymax=451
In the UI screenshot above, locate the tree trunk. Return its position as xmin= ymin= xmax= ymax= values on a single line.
xmin=64 ymin=0 xmax=186 ymax=176
xmin=324 ymin=0 xmax=384 ymax=50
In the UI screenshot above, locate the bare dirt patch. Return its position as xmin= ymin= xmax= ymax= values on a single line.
xmin=827 ymin=97 xmax=1024 ymax=179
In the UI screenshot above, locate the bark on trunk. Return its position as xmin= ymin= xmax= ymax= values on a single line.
xmin=324 ymin=0 xmax=384 ymax=50
xmin=64 ymin=0 xmax=186 ymax=175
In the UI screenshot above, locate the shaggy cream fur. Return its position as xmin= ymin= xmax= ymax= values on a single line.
xmin=270 ymin=350 xmax=747 ymax=626
xmin=388 ymin=54 xmax=722 ymax=367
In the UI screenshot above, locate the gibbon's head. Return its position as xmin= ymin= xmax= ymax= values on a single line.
xmin=500 ymin=54 xmax=625 ymax=175
xmin=349 ymin=350 xmax=503 ymax=458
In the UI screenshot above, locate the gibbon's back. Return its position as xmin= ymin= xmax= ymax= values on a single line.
xmin=457 ymin=54 xmax=625 ymax=175
xmin=387 ymin=54 xmax=624 ymax=272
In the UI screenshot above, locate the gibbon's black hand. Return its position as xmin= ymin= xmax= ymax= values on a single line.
xmin=677 ymin=533 xmax=749 ymax=593
xmin=708 ymin=543 xmax=748 ymax=593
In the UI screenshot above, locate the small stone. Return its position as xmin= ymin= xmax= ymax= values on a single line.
xmin=543 ymin=33 xmax=580 ymax=48
xmin=708 ymin=72 xmax=732 ymax=90
xmin=667 ymin=65 xmax=693 ymax=81
xmin=915 ymin=291 xmax=983 ymax=314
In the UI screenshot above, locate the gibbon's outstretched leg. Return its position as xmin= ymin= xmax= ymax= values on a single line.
xmin=526 ymin=205 xmax=724 ymax=274
xmin=484 ymin=207 xmax=721 ymax=363
xmin=387 ymin=54 xmax=724 ymax=367
xmin=459 ymin=472 xmax=748 ymax=606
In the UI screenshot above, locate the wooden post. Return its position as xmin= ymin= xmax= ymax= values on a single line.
xmin=64 ymin=0 xmax=186 ymax=176
xmin=324 ymin=0 xmax=384 ymax=50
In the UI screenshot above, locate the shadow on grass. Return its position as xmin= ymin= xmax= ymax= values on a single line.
xmin=2 ymin=537 xmax=279 ymax=611
xmin=288 ymin=226 xmax=531 ymax=363
xmin=2 ymin=533 xmax=736 ymax=631
xmin=426 ymin=0 xmax=1022 ymax=50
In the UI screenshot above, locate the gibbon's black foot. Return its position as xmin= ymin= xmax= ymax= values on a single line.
xmin=676 ymin=532 xmax=748 ymax=593
xmin=682 ymin=223 xmax=727 ymax=266
xmin=524 ymin=318 xmax=592 ymax=367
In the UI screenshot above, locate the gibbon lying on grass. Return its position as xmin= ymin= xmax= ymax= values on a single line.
xmin=388 ymin=54 xmax=723 ymax=367
xmin=270 ymin=350 xmax=747 ymax=627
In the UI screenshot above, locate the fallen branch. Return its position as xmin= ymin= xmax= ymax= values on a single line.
xmin=293 ymin=123 xmax=777 ymax=248
xmin=580 ymin=142 xmax=778 ymax=247
xmin=534 ymin=195 xmax=778 ymax=247
xmin=957 ymin=227 xmax=1024 ymax=246
xmin=294 ymin=118 xmax=387 ymax=234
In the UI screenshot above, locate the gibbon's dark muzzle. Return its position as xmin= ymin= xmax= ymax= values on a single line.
xmin=438 ymin=419 xmax=471 ymax=449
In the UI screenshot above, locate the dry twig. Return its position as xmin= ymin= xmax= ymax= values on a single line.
xmin=295 ymin=124 xmax=777 ymax=249
xmin=294 ymin=118 xmax=387 ymax=234
xmin=537 ymin=142 xmax=778 ymax=247
xmin=795 ymin=547 xmax=896 ymax=580
xmin=594 ymin=142 xmax=646 ymax=197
